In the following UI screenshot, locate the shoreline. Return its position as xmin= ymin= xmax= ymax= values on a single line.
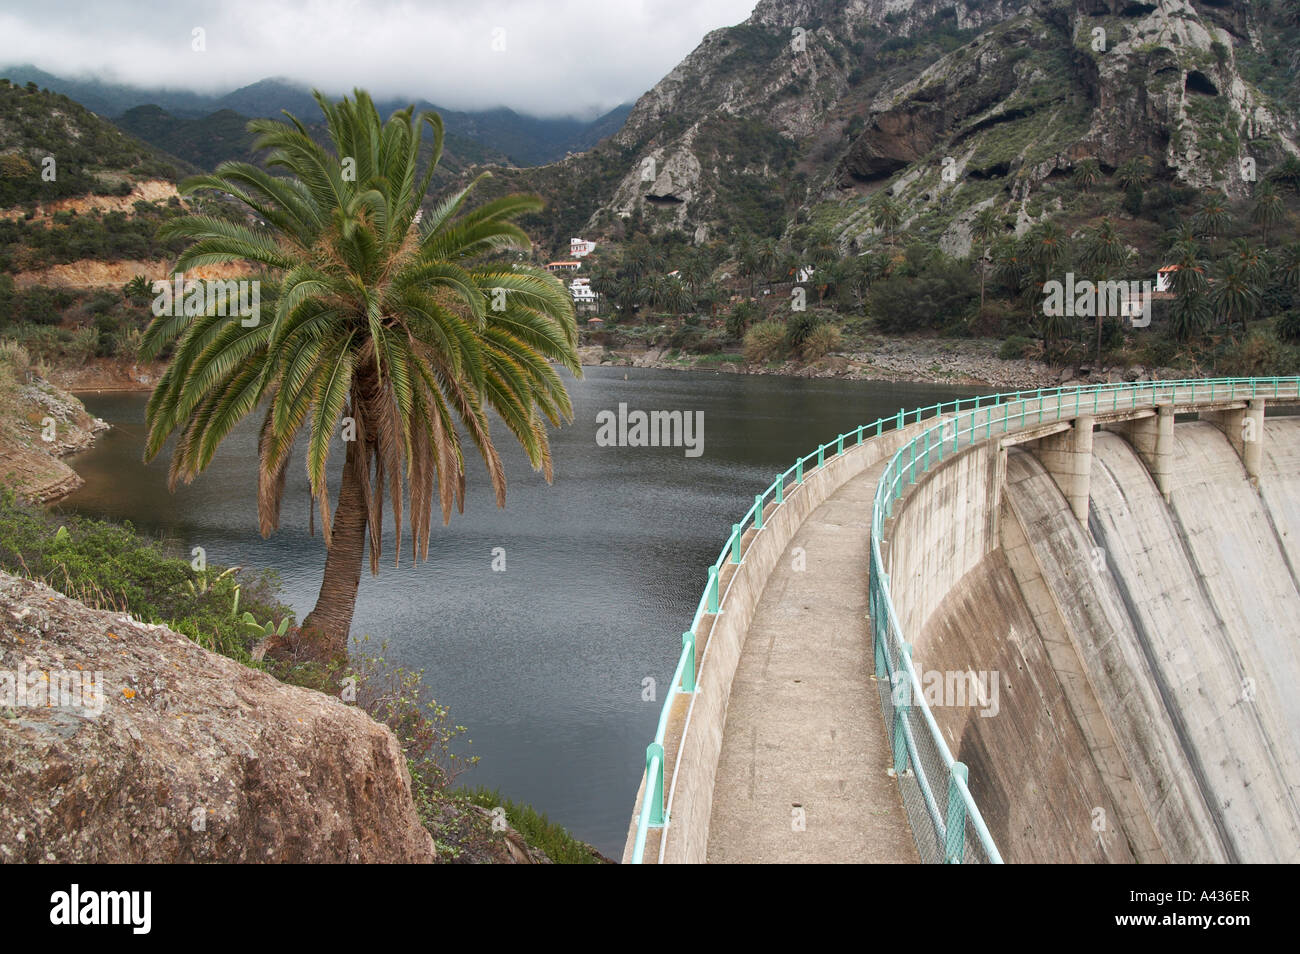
xmin=49 ymin=337 xmax=1181 ymax=397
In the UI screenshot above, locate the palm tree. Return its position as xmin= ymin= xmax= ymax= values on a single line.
xmin=699 ymin=280 xmax=724 ymax=318
xmin=639 ymin=273 xmax=670 ymax=312
xmin=1080 ymin=218 xmax=1130 ymax=364
xmin=1279 ymin=243 xmax=1300 ymax=293
xmin=1026 ymin=221 xmax=1070 ymax=281
xmin=1226 ymin=238 xmax=1269 ymax=286
xmin=1270 ymin=155 xmax=1300 ymax=194
xmin=970 ymin=207 xmax=1001 ymax=317
xmin=1169 ymin=242 xmax=1209 ymax=298
xmin=1193 ymin=196 xmax=1232 ymax=240
xmin=142 ymin=90 xmax=580 ymax=659
xmin=1251 ymin=180 xmax=1285 ymax=242
xmin=1169 ymin=290 xmax=1212 ymax=342
xmin=663 ymin=276 xmax=693 ymax=316
xmin=870 ymin=197 xmax=904 ymax=241
xmin=677 ymin=252 xmax=711 ymax=296
xmin=754 ymin=237 xmax=780 ymax=289
xmin=1072 ymin=158 xmax=1102 ymax=193
xmin=1212 ymin=260 xmax=1262 ymax=338
xmin=1115 ymin=155 xmax=1152 ymax=193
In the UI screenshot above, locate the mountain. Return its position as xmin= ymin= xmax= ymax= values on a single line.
xmin=0 ymin=68 xmax=635 ymax=167
xmin=477 ymin=0 xmax=1300 ymax=253
xmin=0 ymin=79 xmax=183 ymax=207
xmin=112 ymin=103 xmax=509 ymax=185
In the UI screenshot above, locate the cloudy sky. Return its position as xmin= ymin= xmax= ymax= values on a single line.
xmin=0 ymin=0 xmax=759 ymax=117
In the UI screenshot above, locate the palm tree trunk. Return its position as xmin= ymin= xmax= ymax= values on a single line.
xmin=300 ymin=437 xmax=367 ymax=661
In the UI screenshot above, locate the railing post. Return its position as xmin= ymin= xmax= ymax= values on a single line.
xmin=837 ymin=434 xmax=845 ymax=456
xmin=731 ymin=524 xmax=742 ymax=564
xmin=646 ymin=742 xmax=665 ymax=826
xmin=680 ymin=631 xmax=696 ymax=693
xmin=707 ymin=565 xmax=719 ymax=613
xmin=857 ymin=425 xmax=865 ymax=445
xmin=754 ymin=494 xmax=764 ymax=529
xmin=909 ymin=441 xmax=917 ymax=484
xmin=891 ymin=644 xmax=913 ymax=776
xmin=776 ymin=474 xmax=784 ymax=504
xmin=896 ymin=409 xmax=904 ymax=431
xmin=945 ymin=762 xmax=970 ymax=863
xmin=817 ymin=444 xmax=825 ymax=468
xmin=796 ymin=458 xmax=803 ymax=484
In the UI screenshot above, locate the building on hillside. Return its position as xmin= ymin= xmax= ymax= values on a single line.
xmin=570 ymin=238 xmax=597 ymax=258
xmin=545 ymin=261 xmax=582 ymax=273
xmin=569 ymin=277 xmax=596 ymax=302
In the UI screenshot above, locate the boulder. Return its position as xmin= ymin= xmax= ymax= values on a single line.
xmin=0 ymin=571 xmax=436 ymax=863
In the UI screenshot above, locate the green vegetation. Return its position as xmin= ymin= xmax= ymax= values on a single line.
xmin=0 ymin=489 xmax=286 ymax=663
xmin=0 ymin=79 xmax=179 ymax=206
xmin=0 ymin=203 xmax=189 ymax=270
xmin=462 ymin=786 xmax=605 ymax=864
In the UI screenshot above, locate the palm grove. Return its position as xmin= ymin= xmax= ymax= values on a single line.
xmin=142 ymin=91 xmax=580 ymax=660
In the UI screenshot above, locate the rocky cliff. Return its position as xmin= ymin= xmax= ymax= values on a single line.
xmin=507 ymin=0 xmax=1299 ymax=251
xmin=0 ymin=571 xmax=437 ymax=862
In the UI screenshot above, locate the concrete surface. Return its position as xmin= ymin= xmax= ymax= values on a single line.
xmin=707 ymin=460 xmax=918 ymax=863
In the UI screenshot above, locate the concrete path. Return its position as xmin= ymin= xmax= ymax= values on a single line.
xmin=706 ymin=461 xmax=919 ymax=863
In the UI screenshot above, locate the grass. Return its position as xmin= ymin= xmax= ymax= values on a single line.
xmin=461 ymin=786 xmax=608 ymax=864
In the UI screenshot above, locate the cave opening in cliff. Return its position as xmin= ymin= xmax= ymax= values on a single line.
xmin=1185 ymin=71 xmax=1220 ymax=96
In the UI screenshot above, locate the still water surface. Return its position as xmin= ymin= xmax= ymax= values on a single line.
xmin=59 ymin=366 xmax=980 ymax=857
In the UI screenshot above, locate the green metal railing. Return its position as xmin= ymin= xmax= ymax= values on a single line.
xmin=629 ymin=376 xmax=1300 ymax=864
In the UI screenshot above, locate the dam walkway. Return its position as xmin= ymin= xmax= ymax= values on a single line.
xmin=705 ymin=459 xmax=917 ymax=863
xmin=623 ymin=377 xmax=1300 ymax=865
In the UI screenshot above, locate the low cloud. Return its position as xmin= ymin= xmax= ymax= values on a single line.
xmin=0 ymin=0 xmax=757 ymax=117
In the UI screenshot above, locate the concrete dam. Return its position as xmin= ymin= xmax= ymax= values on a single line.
xmin=624 ymin=378 xmax=1300 ymax=864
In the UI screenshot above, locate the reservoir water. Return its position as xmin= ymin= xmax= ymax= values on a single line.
xmin=58 ymin=366 xmax=980 ymax=857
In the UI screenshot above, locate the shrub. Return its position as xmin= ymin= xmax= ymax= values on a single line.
xmin=1277 ymin=310 xmax=1300 ymax=343
xmin=868 ymin=259 xmax=977 ymax=333
xmin=998 ymin=334 xmax=1034 ymax=360
xmin=801 ymin=322 xmax=842 ymax=361
xmin=784 ymin=309 xmax=823 ymax=351
xmin=743 ymin=319 xmax=788 ymax=363
xmin=726 ymin=299 xmax=758 ymax=338
xmin=1217 ymin=332 xmax=1300 ymax=376
xmin=462 ymin=787 xmax=603 ymax=864
xmin=0 ymin=491 xmax=286 ymax=663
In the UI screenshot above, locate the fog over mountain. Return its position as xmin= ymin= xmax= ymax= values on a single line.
xmin=0 ymin=0 xmax=757 ymax=118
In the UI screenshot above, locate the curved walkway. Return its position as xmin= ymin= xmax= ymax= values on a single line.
xmin=706 ymin=460 xmax=918 ymax=863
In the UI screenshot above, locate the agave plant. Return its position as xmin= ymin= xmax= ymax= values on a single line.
xmin=141 ymin=90 xmax=580 ymax=658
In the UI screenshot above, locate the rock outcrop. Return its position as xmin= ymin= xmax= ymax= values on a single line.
xmin=0 ymin=571 xmax=437 ymax=863
xmin=0 ymin=373 xmax=108 ymax=503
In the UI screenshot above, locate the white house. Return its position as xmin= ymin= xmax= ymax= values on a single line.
xmin=570 ymin=237 xmax=597 ymax=258
xmin=569 ymin=277 xmax=597 ymax=302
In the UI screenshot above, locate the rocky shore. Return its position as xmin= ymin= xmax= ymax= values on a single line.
xmin=579 ymin=337 xmax=1183 ymax=392
xmin=0 ymin=375 xmax=109 ymax=502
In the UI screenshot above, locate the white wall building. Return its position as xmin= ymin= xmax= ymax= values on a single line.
xmin=570 ymin=238 xmax=597 ymax=258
